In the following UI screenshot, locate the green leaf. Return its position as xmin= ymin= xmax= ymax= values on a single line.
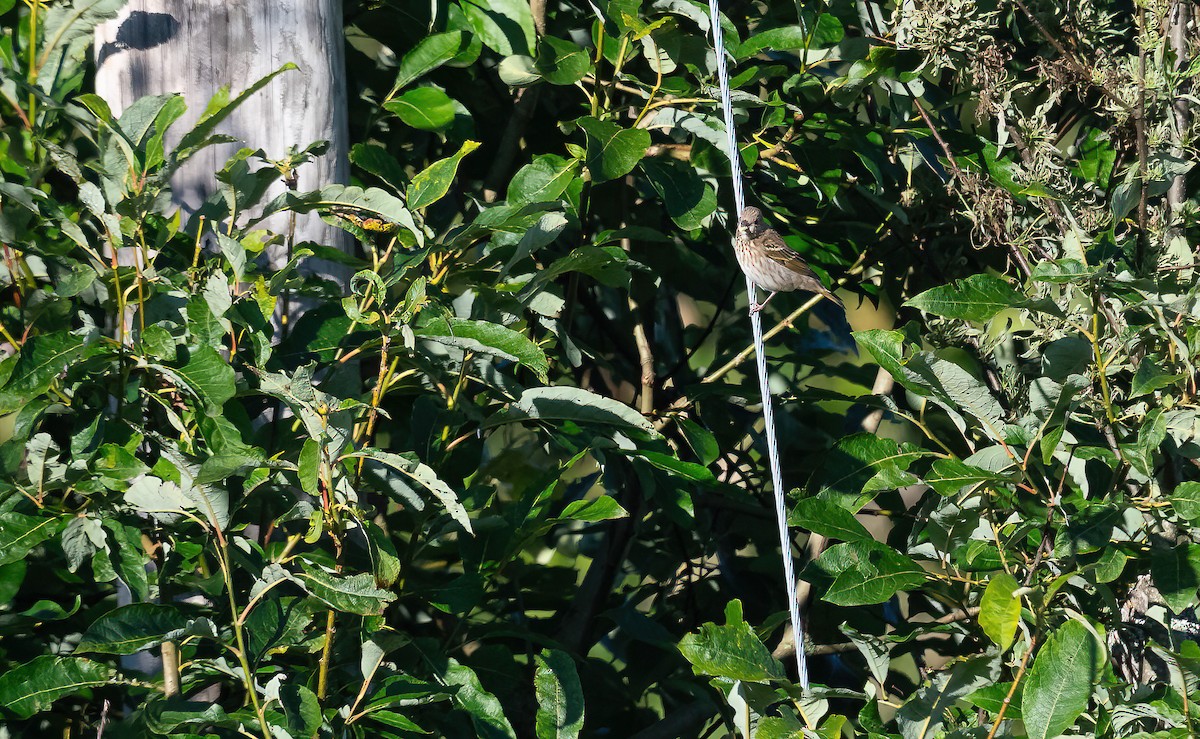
xmin=641 ymin=159 xmax=717 ymax=231
xmin=578 ymin=117 xmax=651 ymax=183
xmin=267 ymin=184 xmax=421 ymax=245
xmin=519 ymin=246 xmax=630 ymax=297
xmin=498 ymin=55 xmax=542 ymax=86
xmin=816 ymin=540 xmax=925 ymax=606
xmin=293 ymin=563 xmax=397 ymax=616
xmin=244 ymin=597 xmax=318 ymax=663
xmin=737 ymin=16 xmax=844 ymax=57
xmin=104 ymin=521 xmax=150 ymax=602
xmin=76 ymin=603 xmax=214 ymax=655
xmin=788 ymin=498 xmax=871 ymax=543
xmin=0 ymin=330 xmax=91 ymax=414
xmin=1130 ymin=358 xmax=1184 ymax=398
xmin=897 ymin=655 xmax=998 ymax=739
xmin=965 ymin=683 xmax=1022 ymax=719
xmin=839 ymin=623 xmax=891 ymax=684
xmin=462 ymin=0 xmax=536 ymax=56
xmin=214 ymin=234 xmax=247 ymax=284
xmin=1075 ymin=129 xmax=1116 ymax=187
xmin=756 ymin=715 xmax=806 ymax=739
xmin=408 ymin=140 xmax=481 ymax=210
xmin=38 ymin=0 xmax=124 ymax=74
xmin=816 ymin=433 xmax=926 ymax=511
xmin=979 ymin=574 xmax=1021 ymax=651
xmin=678 ymin=418 xmax=720 ymax=466
xmin=350 ymin=144 xmax=409 ymax=193
xmin=508 ymin=154 xmax=580 ymax=206
xmin=394 ymin=31 xmax=468 ymax=90
xmin=0 ymin=560 xmax=25 ymax=603
xmin=174 ymin=63 xmax=297 ymax=165
xmin=1021 ymin=620 xmax=1099 ymax=739
xmin=679 ymin=600 xmax=785 ymax=682
xmin=536 ymin=37 xmax=591 ymax=85
xmin=905 ymin=274 xmax=1024 ymax=323
xmin=486 ymin=386 xmax=656 ymax=435
xmin=444 ymin=658 xmax=518 ymax=738
xmin=925 ymin=458 xmax=1008 ymax=496
xmin=343 ymin=449 xmax=474 ymax=533
xmin=854 ymin=328 xmax=930 ymax=396
xmin=0 ymin=656 xmax=118 ymax=719
xmin=627 ymin=450 xmax=715 ymax=482
xmin=0 ymin=512 xmax=63 ymax=567
xmin=417 ymin=318 xmax=549 ymax=382
xmin=557 ymin=495 xmax=628 ymax=522
xmin=1173 ymin=482 xmax=1200 ymax=523
xmin=279 ymin=683 xmax=322 ymax=739
xmin=364 ymin=674 xmax=448 ymax=716
xmin=384 ymin=87 xmax=457 ymax=131
xmin=143 ymin=699 xmax=232 ymax=733
xmin=172 ymin=345 xmax=236 ymax=409
xmin=298 ymin=438 xmax=320 ymax=496
xmin=1041 ymin=336 xmax=1092 ymax=382
xmin=1151 ymin=544 xmax=1200 ymax=612
xmin=1029 ymin=259 xmax=1098 ymax=284
xmin=534 ymin=649 xmax=585 ymax=739
xmin=907 ymin=353 xmax=1007 ymax=442
xmin=367 ymin=709 xmax=429 ymax=732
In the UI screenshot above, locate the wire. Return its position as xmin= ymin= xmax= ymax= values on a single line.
xmin=706 ymin=0 xmax=809 ymax=689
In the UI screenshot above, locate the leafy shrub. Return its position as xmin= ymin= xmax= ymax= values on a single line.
xmin=3 ymin=0 xmax=1200 ymax=737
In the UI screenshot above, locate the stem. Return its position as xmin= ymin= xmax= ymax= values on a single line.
xmin=215 ymin=536 xmax=269 ymax=738
xmin=190 ymin=217 xmax=207 ymax=281
xmin=592 ymin=23 xmax=605 ymax=117
xmin=702 ymin=261 xmax=865 ymax=385
xmin=355 ymin=334 xmax=393 ymax=483
xmin=1090 ymin=307 xmax=1117 ymax=424
xmin=632 ymin=55 xmax=664 ymax=128
xmin=986 ymin=636 xmax=1037 ymax=739
xmin=26 ymin=0 xmax=39 ymax=124
xmin=1010 ymin=0 xmax=1131 ymax=111
xmin=1168 ymin=1 xmax=1191 ymax=221
xmin=160 ymin=641 xmax=180 ymax=696
xmin=602 ymin=36 xmax=630 ymax=114
xmin=1135 ymin=2 xmax=1150 ymax=270
xmin=317 ymin=608 xmax=337 ymax=700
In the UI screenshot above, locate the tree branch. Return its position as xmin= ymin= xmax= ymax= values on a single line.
xmin=483 ymin=86 xmax=541 ymax=202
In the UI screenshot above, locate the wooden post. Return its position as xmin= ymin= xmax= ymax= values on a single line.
xmin=94 ymin=0 xmax=351 ymax=285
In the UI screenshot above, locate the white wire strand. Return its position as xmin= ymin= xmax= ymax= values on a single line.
xmin=706 ymin=0 xmax=809 ymax=688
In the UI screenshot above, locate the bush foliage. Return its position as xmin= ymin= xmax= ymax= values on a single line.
xmin=2 ymin=0 xmax=1200 ymax=736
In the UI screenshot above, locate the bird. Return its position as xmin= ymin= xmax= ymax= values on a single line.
xmin=734 ymin=206 xmax=843 ymax=314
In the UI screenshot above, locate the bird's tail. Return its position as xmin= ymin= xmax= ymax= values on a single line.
xmin=821 ymin=285 xmax=844 ymax=308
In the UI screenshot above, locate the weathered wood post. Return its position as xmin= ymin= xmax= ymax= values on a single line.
xmin=95 ymin=1 xmax=351 ymax=284
xmin=93 ymin=1 xmax=352 ymax=689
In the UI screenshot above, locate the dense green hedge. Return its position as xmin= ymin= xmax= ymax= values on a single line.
xmin=2 ymin=0 xmax=1200 ymax=736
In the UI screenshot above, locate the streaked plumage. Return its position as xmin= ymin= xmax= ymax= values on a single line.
xmin=734 ymin=206 xmax=843 ymax=313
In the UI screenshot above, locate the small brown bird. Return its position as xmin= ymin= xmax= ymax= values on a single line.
xmin=734 ymin=206 xmax=843 ymax=314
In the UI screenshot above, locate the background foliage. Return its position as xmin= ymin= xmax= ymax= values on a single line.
xmin=2 ymin=0 xmax=1200 ymax=736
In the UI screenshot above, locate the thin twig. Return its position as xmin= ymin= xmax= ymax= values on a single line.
xmin=529 ymin=0 xmax=546 ymax=36
xmin=986 ymin=636 xmax=1037 ymax=739
xmin=483 ymin=86 xmax=541 ymax=202
xmin=1135 ymin=3 xmax=1150 ymax=269
xmin=96 ymin=699 xmax=110 ymax=738
xmin=702 ymin=264 xmax=864 ymax=386
xmin=1169 ymin=1 xmax=1191 ymax=219
xmin=1011 ymin=0 xmax=1131 ymax=112
xmin=861 ymin=367 xmax=896 ymax=435
xmin=902 ymin=86 xmax=963 ymax=181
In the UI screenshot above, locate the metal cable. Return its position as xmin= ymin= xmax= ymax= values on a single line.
xmin=706 ymin=0 xmax=808 ymax=688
